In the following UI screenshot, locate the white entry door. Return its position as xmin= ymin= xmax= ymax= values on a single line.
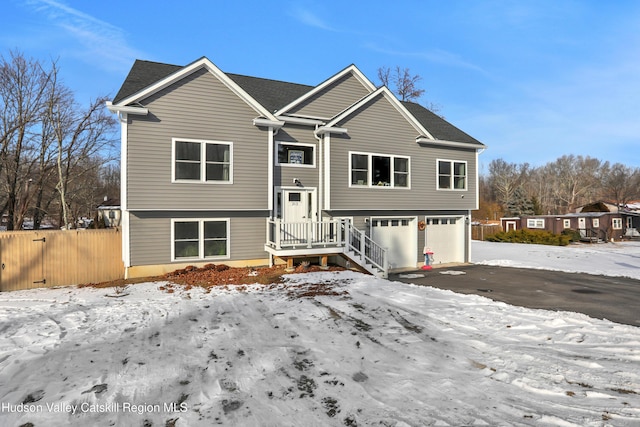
xmin=282 ymin=188 xmax=316 ymax=222
xmin=578 ymin=217 xmax=586 ymax=238
xmin=279 ymin=188 xmax=317 ymax=245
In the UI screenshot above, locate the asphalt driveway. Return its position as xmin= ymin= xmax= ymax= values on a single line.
xmin=390 ymin=264 xmax=640 ymax=327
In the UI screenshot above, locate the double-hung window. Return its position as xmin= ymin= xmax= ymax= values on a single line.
xmin=173 ymin=138 xmax=232 ymax=183
xmin=527 ymin=218 xmax=545 ymax=229
xmin=350 ymin=152 xmax=410 ymax=188
xmin=437 ymin=159 xmax=467 ymax=190
xmin=172 ymin=219 xmax=229 ymax=260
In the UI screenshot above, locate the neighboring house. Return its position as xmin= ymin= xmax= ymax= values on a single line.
xmin=576 ymin=201 xmax=640 ymax=238
xmin=107 ymin=57 xmax=486 ymax=279
xmin=621 ymin=202 xmax=640 ymax=237
xmin=97 ymin=197 xmax=121 ymax=228
xmin=500 ymin=212 xmax=633 ymax=242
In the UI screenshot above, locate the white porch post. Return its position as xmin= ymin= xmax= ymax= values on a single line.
xmin=359 ymin=229 xmax=365 ymax=265
xmin=275 ymin=218 xmax=282 ymax=250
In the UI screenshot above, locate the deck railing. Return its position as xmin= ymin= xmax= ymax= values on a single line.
xmin=345 ymin=222 xmax=387 ymax=274
xmin=266 ymin=218 xmax=345 ymax=249
xmin=266 ymin=218 xmax=388 ymax=277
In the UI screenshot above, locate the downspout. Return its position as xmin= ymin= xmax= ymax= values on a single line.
xmin=268 ymin=126 xmax=277 ymax=215
xmin=118 ymin=112 xmax=131 ymax=275
xmin=314 ymin=125 xmax=323 ymax=216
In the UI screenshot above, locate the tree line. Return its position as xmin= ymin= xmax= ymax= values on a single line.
xmin=477 ymin=155 xmax=640 ymax=220
xmin=0 ymin=50 xmax=118 ymax=230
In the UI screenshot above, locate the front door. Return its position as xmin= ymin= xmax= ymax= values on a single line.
xmin=278 ymin=188 xmax=317 ymax=245
xmin=282 ymin=188 xmax=316 ymax=222
xmin=578 ymin=217 xmax=586 ymax=238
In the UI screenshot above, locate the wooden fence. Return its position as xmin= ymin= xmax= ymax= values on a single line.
xmin=471 ymin=224 xmax=503 ymax=241
xmin=0 ymin=228 xmax=124 ymax=292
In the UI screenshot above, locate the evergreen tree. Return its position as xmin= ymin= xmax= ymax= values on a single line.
xmin=506 ymin=186 xmax=535 ymax=216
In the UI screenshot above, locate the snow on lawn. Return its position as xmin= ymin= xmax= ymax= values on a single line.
xmin=472 ymin=240 xmax=640 ymax=279
xmin=0 ymin=245 xmax=639 ymax=426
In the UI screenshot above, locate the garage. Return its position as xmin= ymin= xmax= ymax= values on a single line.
xmin=370 ymin=217 xmax=417 ymax=270
xmin=424 ymin=216 xmax=465 ymax=265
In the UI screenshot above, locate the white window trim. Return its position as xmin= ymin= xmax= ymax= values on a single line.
xmin=436 ymin=158 xmax=468 ymax=191
xmin=171 ymin=138 xmax=233 ymax=184
xmin=612 ymin=218 xmax=623 ymax=230
xmin=527 ymin=218 xmax=545 ymax=229
xmin=276 ymin=141 xmax=316 ymax=168
xmin=348 ymin=151 xmax=411 ymax=189
xmin=563 ymin=219 xmax=571 ymax=229
xmin=171 ymin=218 xmax=230 ymax=261
xmin=592 ymin=218 xmax=600 ymax=228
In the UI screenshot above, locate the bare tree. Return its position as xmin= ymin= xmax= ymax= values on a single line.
xmin=50 ymin=95 xmax=116 ymax=228
xmin=601 ymin=163 xmax=640 ymax=209
xmin=0 ymin=51 xmax=53 ymax=229
xmin=377 ymin=66 xmax=426 ymax=102
xmin=546 ymin=155 xmax=603 ymax=212
xmin=0 ymin=50 xmax=117 ymax=229
xmin=487 ymin=159 xmax=528 ymax=209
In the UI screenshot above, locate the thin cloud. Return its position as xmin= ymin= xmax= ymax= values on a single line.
xmin=22 ymin=0 xmax=144 ymax=73
xmin=290 ymin=6 xmax=338 ymax=32
xmin=365 ymin=43 xmax=486 ymax=75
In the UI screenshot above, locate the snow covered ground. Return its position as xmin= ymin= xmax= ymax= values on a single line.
xmin=472 ymin=240 xmax=640 ymax=280
xmin=0 ymin=242 xmax=639 ymax=426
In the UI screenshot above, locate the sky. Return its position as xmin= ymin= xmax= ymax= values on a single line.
xmin=1 ymin=0 xmax=639 ymax=170
xmin=1 ymin=241 xmax=639 ymax=426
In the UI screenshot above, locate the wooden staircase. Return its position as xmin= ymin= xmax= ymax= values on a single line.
xmin=265 ymin=218 xmax=388 ymax=278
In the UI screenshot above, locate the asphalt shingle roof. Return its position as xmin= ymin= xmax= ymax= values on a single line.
xmin=402 ymin=101 xmax=483 ymax=145
xmin=226 ymin=73 xmax=312 ymax=114
xmin=113 ymin=59 xmax=483 ymax=146
xmin=113 ymin=60 xmax=182 ymax=104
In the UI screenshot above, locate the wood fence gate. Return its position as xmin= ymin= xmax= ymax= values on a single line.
xmin=0 ymin=229 xmax=124 ymax=292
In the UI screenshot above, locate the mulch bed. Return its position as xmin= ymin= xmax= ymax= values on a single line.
xmin=82 ymin=263 xmax=347 ymax=297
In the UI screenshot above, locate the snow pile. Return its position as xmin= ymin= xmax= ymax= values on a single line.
xmin=1 ymin=264 xmax=639 ymax=426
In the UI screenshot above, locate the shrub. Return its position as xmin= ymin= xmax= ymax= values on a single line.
xmin=486 ymin=229 xmax=570 ymax=246
xmin=561 ymin=229 xmax=582 ymax=242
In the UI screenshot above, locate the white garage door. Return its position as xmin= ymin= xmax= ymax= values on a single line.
xmin=370 ymin=218 xmax=417 ymax=270
xmin=424 ymin=217 xmax=465 ymax=265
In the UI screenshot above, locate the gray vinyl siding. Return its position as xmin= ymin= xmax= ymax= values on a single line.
xmin=274 ymin=124 xmax=320 ymax=189
xmin=288 ymin=74 xmax=371 ymax=119
xmin=129 ymin=211 xmax=269 ymax=266
xmin=126 ymin=68 xmax=269 ymax=211
xmin=328 ymin=95 xmax=478 ymax=211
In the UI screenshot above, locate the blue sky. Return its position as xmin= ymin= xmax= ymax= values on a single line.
xmin=2 ymin=0 xmax=639 ymax=170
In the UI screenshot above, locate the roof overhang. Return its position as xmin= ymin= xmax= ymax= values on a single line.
xmin=252 ymin=118 xmax=285 ymax=129
xmin=105 ymin=101 xmax=148 ymax=115
xmin=416 ymin=136 xmax=486 ymax=150
xmin=315 ymin=126 xmax=348 ymax=136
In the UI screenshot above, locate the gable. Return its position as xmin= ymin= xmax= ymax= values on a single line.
xmin=137 ymin=68 xmax=262 ymax=137
xmin=111 ymin=57 xmax=278 ymax=122
xmin=335 ymin=94 xmax=424 ymax=145
xmin=285 ymin=73 xmax=374 ymax=119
